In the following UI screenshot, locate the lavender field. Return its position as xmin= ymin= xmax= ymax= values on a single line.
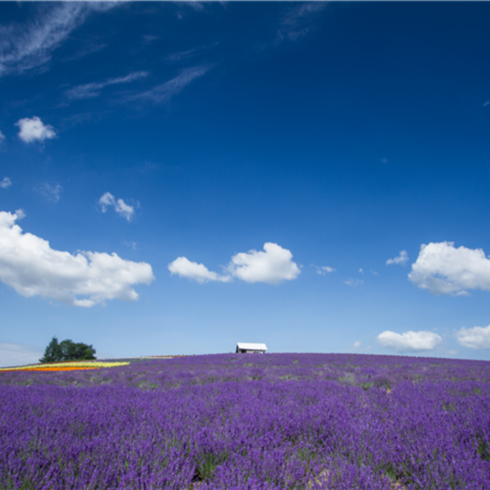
xmin=1 ymin=354 xmax=490 ymax=489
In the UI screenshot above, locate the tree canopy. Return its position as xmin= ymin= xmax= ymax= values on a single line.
xmin=39 ymin=337 xmax=96 ymax=363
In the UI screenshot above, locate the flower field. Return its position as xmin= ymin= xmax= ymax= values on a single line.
xmin=1 ymin=354 xmax=490 ymax=489
xmin=0 ymin=361 xmax=129 ymax=373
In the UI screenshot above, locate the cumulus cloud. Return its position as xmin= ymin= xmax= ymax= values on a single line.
xmin=0 ymin=177 xmax=11 ymax=189
xmin=0 ymin=3 xmax=116 ymax=78
xmin=169 ymin=243 xmax=300 ymax=285
xmin=387 ymin=250 xmax=408 ymax=265
xmin=0 ymin=211 xmax=154 ymax=307
xmin=0 ymin=342 xmax=43 ymax=368
xmin=456 ymin=325 xmax=490 ymax=350
xmin=409 ymin=242 xmax=490 ymax=296
xmin=99 ymin=192 xmax=136 ymax=222
xmin=168 ymin=257 xmax=231 ymax=284
xmin=377 ymin=330 xmax=442 ymax=352
xmin=35 ymin=183 xmax=62 ymax=203
xmin=65 ymin=71 xmax=149 ymax=100
xmin=315 ymin=265 xmax=335 ymax=275
xmin=228 ymin=242 xmax=300 ymax=285
xmin=353 ymin=341 xmax=361 ymax=348
xmin=16 ymin=116 xmax=56 ymax=143
xmin=128 ymin=66 xmax=209 ymax=104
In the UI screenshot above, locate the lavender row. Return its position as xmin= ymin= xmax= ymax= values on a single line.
xmin=1 ymin=354 xmax=490 ymax=489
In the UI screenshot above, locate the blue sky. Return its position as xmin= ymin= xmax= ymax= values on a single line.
xmin=2 ymin=1 xmax=490 ymax=366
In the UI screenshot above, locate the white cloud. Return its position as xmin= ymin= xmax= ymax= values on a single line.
xmin=35 ymin=183 xmax=62 ymax=203
xmin=378 ymin=330 xmax=442 ymax=352
xmin=168 ymin=256 xmax=231 ymax=284
xmin=316 ymin=265 xmax=335 ymax=275
xmin=228 ymin=242 xmax=300 ymax=285
xmin=456 ymin=325 xmax=490 ymax=350
xmin=353 ymin=341 xmax=361 ymax=348
xmin=345 ymin=278 xmax=363 ymax=287
xmin=16 ymin=116 xmax=56 ymax=143
xmin=387 ymin=250 xmax=408 ymax=265
xmin=65 ymin=71 xmax=149 ymax=100
xmin=278 ymin=2 xmax=326 ymax=43
xmin=169 ymin=243 xmax=300 ymax=285
xmin=124 ymin=241 xmax=137 ymax=250
xmin=0 ymin=3 xmax=116 ymax=78
xmin=14 ymin=209 xmax=25 ymax=220
xmin=0 ymin=130 xmax=5 ymax=142
xmin=129 ymin=66 xmax=209 ymax=104
xmin=409 ymin=242 xmax=490 ymax=296
xmin=99 ymin=192 xmax=136 ymax=222
xmin=359 ymin=268 xmax=364 ymax=273
xmin=0 ymin=211 xmax=154 ymax=307
xmin=0 ymin=177 xmax=11 ymax=189
xmin=0 ymin=342 xmax=43 ymax=368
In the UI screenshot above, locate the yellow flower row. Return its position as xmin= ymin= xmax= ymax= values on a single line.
xmin=0 ymin=361 xmax=130 ymax=372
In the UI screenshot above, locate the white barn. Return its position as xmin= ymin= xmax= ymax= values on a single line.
xmin=236 ymin=342 xmax=267 ymax=354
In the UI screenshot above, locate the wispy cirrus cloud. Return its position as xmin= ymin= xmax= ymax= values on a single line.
xmin=35 ymin=183 xmax=62 ymax=203
xmin=128 ymin=66 xmax=210 ymax=105
xmin=345 ymin=278 xmax=363 ymax=287
xmin=0 ymin=177 xmax=11 ymax=189
xmin=0 ymin=3 xmax=116 ymax=78
xmin=314 ymin=265 xmax=335 ymax=275
xmin=65 ymin=71 xmax=149 ymax=100
xmin=276 ymin=2 xmax=327 ymax=43
xmin=164 ymin=43 xmax=218 ymax=62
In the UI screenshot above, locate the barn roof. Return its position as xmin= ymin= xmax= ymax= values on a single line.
xmin=236 ymin=342 xmax=267 ymax=351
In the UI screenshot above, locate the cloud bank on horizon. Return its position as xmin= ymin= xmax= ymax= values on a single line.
xmin=377 ymin=330 xmax=443 ymax=353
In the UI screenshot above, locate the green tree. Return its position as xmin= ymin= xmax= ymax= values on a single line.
xmin=39 ymin=338 xmax=96 ymax=363
xmin=59 ymin=339 xmax=96 ymax=361
xmin=39 ymin=336 xmax=63 ymax=363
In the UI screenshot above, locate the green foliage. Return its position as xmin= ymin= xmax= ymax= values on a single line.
xmin=477 ymin=437 xmax=490 ymax=462
xmin=39 ymin=337 xmax=96 ymax=363
xmin=39 ymin=337 xmax=63 ymax=363
xmin=59 ymin=339 xmax=96 ymax=361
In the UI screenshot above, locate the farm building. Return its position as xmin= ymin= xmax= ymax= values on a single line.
xmin=236 ymin=342 xmax=267 ymax=354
